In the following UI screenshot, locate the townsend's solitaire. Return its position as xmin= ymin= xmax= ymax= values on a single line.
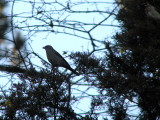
xmin=43 ymin=45 xmax=78 ymax=75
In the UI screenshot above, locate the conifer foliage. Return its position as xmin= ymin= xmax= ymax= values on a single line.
xmin=105 ymin=0 xmax=160 ymax=119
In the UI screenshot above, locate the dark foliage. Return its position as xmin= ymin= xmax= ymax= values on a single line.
xmin=100 ymin=0 xmax=160 ymax=119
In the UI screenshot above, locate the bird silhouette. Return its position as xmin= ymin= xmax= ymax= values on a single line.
xmin=43 ymin=45 xmax=78 ymax=75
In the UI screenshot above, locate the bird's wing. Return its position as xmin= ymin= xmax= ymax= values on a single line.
xmin=52 ymin=48 xmax=71 ymax=67
xmin=53 ymin=50 xmax=78 ymax=74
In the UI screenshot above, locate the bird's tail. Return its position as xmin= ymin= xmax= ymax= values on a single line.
xmin=68 ymin=67 xmax=79 ymax=75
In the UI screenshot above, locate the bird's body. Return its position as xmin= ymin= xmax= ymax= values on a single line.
xmin=43 ymin=45 xmax=78 ymax=75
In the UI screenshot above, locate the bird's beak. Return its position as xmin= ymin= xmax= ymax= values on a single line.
xmin=43 ymin=46 xmax=45 ymax=49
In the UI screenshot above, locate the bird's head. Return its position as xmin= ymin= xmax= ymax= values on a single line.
xmin=43 ymin=45 xmax=53 ymax=50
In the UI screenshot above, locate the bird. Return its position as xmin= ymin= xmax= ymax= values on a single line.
xmin=145 ymin=3 xmax=160 ymax=20
xmin=43 ymin=45 xmax=79 ymax=75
